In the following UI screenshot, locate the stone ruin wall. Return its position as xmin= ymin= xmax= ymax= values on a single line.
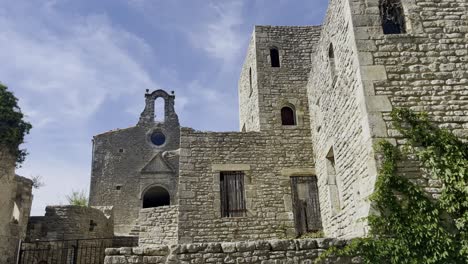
xmin=0 ymin=149 xmax=34 ymax=264
xmin=27 ymin=205 xmax=113 ymax=241
xmin=105 ymin=238 xmax=354 ymax=264
xmin=177 ymin=128 xmax=315 ymax=244
xmin=349 ymin=0 xmax=468 ymax=197
xmin=139 ymin=205 xmax=179 ymax=246
xmin=307 ymin=0 xmax=374 ymax=239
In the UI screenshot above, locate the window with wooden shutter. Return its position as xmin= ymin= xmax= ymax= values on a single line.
xmin=220 ymin=171 xmax=246 ymax=217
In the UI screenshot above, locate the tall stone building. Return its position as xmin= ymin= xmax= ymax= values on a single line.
xmin=86 ymin=0 xmax=468 ymax=247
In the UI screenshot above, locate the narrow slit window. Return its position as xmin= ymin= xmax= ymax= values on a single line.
xmin=281 ymin=106 xmax=296 ymax=126
xmin=326 ymin=148 xmax=341 ymax=215
xmin=328 ymin=44 xmax=336 ymax=81
xmin=220 ymin=171 xmax=246 ymax=217
xmin=270 ymin=48 xmax=280 ymax=67
xmin=249 ymin=67 xmax=253 ymax=95
xmin=380 ymin=0 xmax=406 ymax=34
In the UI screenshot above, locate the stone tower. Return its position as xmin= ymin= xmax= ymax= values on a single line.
xmin=89 ymin=89 xmax=180 ymax=235
xmin=238 ymin=26 xmax=321 ymax=133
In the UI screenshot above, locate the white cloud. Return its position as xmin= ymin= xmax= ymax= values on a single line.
xmin=1 ymin=0 xmax=160 ymax=215
xmin=0 ymin=4 xmax=158 ymax=125
xmin=188 ymin=0 xmax=246 ymax=64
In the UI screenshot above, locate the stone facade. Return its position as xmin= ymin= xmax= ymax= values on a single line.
xmin=307 ymin=0 xmax=468 ymax=238
xmin=139 ymin=206 xmax=179 ymax=246
xmin=89 ymin=90 xmax=180 ymax=235
xmin=51 ymin=0 xmax=468 ymax=261
xmin=0 ymin=149 xmax=34 ymax=264
xmin=104 ymin=238 xmax=353 ymax=264
xmin=27 ymin=205 xmax=113 ymax=241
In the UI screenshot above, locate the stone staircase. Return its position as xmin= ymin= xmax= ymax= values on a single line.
xmin=128 ymin=220 xmax=141 ymax=237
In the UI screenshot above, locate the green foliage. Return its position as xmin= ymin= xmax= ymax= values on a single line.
xmin=316 ymin=108 xmax=468 ymax=264
xmin=66 ymin=190 xmax=88 ymax=207
xmin=0 ymin=83 xmax=32 ymax=166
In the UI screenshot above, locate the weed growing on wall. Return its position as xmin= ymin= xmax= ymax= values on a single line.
xmin=317 ymin=108 xmax=467 ymax=264
xmin=0 ymin=83 xmax=32 ymax=166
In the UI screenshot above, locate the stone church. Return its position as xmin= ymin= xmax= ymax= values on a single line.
xmin=4 ymin=0 xmax=466 ymax=263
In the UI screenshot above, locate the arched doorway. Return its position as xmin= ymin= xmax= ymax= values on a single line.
xmin=142 ymin=186 xmax=170 ymax=208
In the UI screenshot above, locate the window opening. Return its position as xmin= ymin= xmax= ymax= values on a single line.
xmin=249 ymin=68 xmax=253 ymax=96
xmin=89 ymin=220 xmax=97 ymax=231
xmin=281 ymin=106 xmax=296 ymax=126
xmin=154 ymin=97 xmax=165 ymax=122
xmin=143 ymin=186 xmax=170 ymax=208
xmin=270 ymin=48 xmax=280 ymax=67
xmin=380 ymin=0 xmax=406 ymax=34
xmin=328 ymin=44 xmax=336 ymax=81
xmin=220 ymin=171 xmax=246 ymax=217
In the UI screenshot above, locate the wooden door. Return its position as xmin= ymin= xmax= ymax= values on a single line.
xmin=291 ymin=176 xmax=322 ymax=236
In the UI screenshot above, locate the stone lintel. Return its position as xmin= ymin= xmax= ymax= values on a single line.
xmin=211 ymin=164 xmax=251 ymax=172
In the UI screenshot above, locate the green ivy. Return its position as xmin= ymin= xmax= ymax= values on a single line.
xmin=316 ymin=108 xmax=467 ymax=264
xmin=0 ymin=83 xmax=32 ymax=166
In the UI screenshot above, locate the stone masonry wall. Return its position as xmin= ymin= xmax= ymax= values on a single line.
xmin=139 ymin=205 xmax=179 ymax=246
xmin=0 ymin=149 xmax=34 ymax=264
xmin=307 ymin=0 xmax=374 ymax=238
xmin=105 ymin=238 xmax=353 ymax=264
xmin=27 ymin=205 xmax=113 ymax=241
xmin=348 ymin=0 xmax=468 ymax=196
xmin=0 ymin=149 xmax=17 ymax=264
xmin=177 ymin=128 xmax=315 ymax=243
xmin=238 ymin=32 xmax=260 ymax=132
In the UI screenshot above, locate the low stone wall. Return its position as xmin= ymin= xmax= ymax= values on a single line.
xmin=105 ymin=238 xmax=353 ymax=263
xmin=139 ymin=205 xmax=179 ymax=246
xmin=27 ymin=205 xmax=114 ymax=241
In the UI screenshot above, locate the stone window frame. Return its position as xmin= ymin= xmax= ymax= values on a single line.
xmin=328 ymin=43 xmax=337 ymax=86
xmin=146 ymin=126 xmax=170 ymax=149
xmin=211 ymin=164 xmax=252 ymax=219
xmin=279 ymin=99 xmax=304 ymax=128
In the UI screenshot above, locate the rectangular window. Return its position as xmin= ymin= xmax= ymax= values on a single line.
xmin=220 ymin=171 xmax=246 ymax=217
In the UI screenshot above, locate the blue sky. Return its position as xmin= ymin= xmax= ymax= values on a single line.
xmin=2 ymin=0 xmax=328 ymax=215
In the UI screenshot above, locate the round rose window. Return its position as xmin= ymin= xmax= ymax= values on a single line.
xmin=150 ymin=131 xmax=166 ymax=146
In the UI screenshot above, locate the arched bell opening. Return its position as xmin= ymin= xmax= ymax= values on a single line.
xmin=142 ymin=186 xmax=170 ymax=208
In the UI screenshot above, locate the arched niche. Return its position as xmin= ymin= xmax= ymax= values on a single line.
xmin=142 ymin=186 xmax=170 ymax=208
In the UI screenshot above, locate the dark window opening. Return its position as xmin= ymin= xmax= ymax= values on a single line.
xmin=270 ymin=48 xmax=280 ymax=67
xmin=328 ymin=44 xmax=336 ymax=81
xmin=143 ymin=186 xmax=170 ymax=208
xmin=380 ymin=0 xmax=406 ymax=34
xmin=249 ymin=67 xmax=253 ymax=95
xmin=220 ymin=171 xmax=246 ymax=217
xmin=89 ymin=220 xmax=97 ymax=232
xmin=281 ymin=106 xmax=296 ymax=126
xmin=119 ymin=148 xmax=124 ymax=153
xmin=115 ymin=185 xmax=122 ymax=190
